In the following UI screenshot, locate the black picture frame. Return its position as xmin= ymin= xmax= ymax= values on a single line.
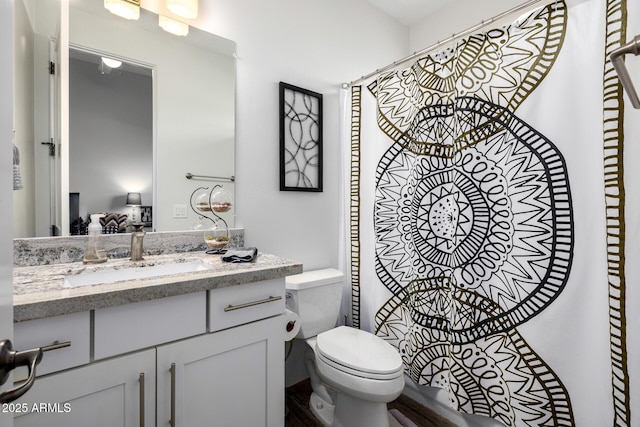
xmin=140 ymin=205 xmax=152 ymax=227
xmin=279 ymin=82 xmax=323 ymax=192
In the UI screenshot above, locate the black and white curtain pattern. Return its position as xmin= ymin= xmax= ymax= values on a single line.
xmin=346 ymin=0 xmax=635 ymax=426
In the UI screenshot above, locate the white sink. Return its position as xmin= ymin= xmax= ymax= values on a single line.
xmin=62 ymin=261 xmax=214 ymax=288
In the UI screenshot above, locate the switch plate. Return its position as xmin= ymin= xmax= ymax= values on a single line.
xmin=173 ymin=204 xmax=188 ymax=218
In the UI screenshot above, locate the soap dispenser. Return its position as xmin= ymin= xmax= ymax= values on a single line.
xmin=83 ymin=214 xmax=108 ymax=264
xmin=130 ymin=223 xmax=145 ymax=261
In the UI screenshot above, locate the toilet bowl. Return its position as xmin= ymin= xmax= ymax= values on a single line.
xmin=310 ymin=327 xmax=405 ymax=427
xmin=286 ymin=269 xmax=405 ymax=427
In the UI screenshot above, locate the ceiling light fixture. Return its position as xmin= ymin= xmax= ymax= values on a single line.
xmin=104 ymin=0 xmax=141 ymax=20
xmin=159 ymin=15 xmax=189 ymax=36
xmin=166 ymin=0 xmax=198 ymax=20
xmin=101 ymin=57 xmax=122 ymax=68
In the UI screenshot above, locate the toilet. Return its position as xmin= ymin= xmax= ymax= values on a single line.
xmin=286 ymin=269 xmax=405 ymax=427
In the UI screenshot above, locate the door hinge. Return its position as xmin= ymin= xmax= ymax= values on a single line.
xmin=49 ymin=61 xmax=55 ymax=75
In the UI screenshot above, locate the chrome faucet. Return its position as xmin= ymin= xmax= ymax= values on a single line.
xmin=130 ymin=223 xmax=146 ymax=261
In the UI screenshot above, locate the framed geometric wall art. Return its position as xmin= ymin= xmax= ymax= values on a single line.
xmin=140 ymin=205 xmax=152 ymax=227
xmin=279 ymin=82 xmax=323 ymax=192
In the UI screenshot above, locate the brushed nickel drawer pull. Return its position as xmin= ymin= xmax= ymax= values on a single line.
xmin=41 ymin=341 xmax=71 ymax=352
xmin=170 ymin=363 xmax=176 ymax=427
xmin=139 ymin=373 xmax=145 ymax=427
xmin=224 ymin=295 xmax=282 ymax=312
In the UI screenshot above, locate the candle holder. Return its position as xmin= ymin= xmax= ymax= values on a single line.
xmin=190 ymin=186 xmax=232 ymax=254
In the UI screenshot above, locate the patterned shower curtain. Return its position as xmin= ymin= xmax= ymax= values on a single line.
xmin=345 ymin=1 xmax=635 ymax=426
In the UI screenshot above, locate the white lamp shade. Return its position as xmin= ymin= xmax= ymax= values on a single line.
xmin=166 ymin=0 xmax=198 ymax=19
xmin=104 ymin=0 xmax=140 ymax=20
xmin=159 ymin=15 xmax=189 ymax=36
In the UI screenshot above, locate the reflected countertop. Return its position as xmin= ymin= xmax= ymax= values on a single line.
xmin=13 ymin=251 xmax=302 ymax=323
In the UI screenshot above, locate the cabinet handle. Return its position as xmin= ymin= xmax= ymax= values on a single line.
xmin=41 ymin=341 xmax=71 ymax=352
xmin=224 ymin=295 xmax=282 ymax=312
xmin=170 ymin=363 xmax=176 ymax=427
xmin=139 ymin=373 xmax=145 ymax=427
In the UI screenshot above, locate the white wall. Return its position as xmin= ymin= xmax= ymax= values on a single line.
xmin=29 ymin=0 xmax=58 ymax=237
xmin=229 ymin=2 xmax=406 ymax=272
xmin=409 ymin=0 xmax=544 ymax=52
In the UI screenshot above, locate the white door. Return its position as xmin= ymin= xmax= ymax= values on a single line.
xmin=55 ymin=0 xmax=70 ymax=236
xmin=1 ymin=0 xmax=15 ymax=424
xmin=43 ymin=41 xmax=58 ymax=236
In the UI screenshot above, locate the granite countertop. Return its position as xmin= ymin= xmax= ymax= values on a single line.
xmin=13 ymin=251 xmax=303 ymax=323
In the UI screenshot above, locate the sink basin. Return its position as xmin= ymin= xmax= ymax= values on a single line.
xmin=62 ymin=261 xmax=214 ymax=288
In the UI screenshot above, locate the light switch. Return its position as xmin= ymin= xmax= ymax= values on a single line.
xmin=173 ymin=204 xmax=188 ymax=218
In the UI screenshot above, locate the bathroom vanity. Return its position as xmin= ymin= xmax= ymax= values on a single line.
xmin=11 ymin=249 xmax=302 ymax=427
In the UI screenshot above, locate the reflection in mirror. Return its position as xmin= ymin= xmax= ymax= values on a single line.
xmin=68 ymin=48 xmax=153 ymax=235
xmin=12 ymin=0 xmax=236 ymax=238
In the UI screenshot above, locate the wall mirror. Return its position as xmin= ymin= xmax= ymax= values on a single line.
xmin=13 ymin=0 xmax=236 ymax=238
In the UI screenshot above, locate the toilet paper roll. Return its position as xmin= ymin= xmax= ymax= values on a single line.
xmin=283 ymin=309 xmax=301 ymax=341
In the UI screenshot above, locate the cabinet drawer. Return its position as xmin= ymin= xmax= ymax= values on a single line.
xmin=208 ymin=278 xmax=285 ymax=332
xmin=94 ymin=292 xmax=206 ymax=360
xmin=13 ymin=312 xmax=90 ymax=379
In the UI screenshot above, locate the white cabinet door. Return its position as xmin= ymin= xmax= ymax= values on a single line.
xmin=13 ymin=349 xmax=155 ymax=427
xmin=157 ymin=315 xmax=285 ymax=427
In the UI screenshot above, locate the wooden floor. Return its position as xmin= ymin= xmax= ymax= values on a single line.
xmin=285 ymin=380 xmax=458 ymax=427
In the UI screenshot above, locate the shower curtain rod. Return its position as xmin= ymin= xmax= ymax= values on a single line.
xmin=342 ymin=0 xmax=554 ymax=88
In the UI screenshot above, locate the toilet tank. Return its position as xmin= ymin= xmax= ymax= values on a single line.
xmin=285 ymin=268 xmax=344 ymax=339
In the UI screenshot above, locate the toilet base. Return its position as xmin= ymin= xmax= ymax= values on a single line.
xmin=332 ymin=392 xmax=391 ymax=427
xmin=309 ymin=389 xmax=393 ymax=427
xmin=309 ymin=391 xmax=335 ymax=426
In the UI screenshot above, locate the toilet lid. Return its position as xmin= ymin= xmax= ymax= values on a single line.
xmin=316 ymin=326 xmax=403 ymax=376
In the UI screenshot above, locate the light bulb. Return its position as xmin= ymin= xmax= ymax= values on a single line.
xmin=104 ymin=0 xmax=140 ymax=20
xmin=166 ymin=0 xmax=198 ymax=20
xmin=159 ymin=15 xmax=189 ymax=37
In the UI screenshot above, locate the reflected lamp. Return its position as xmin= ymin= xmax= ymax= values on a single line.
xmin=126 ymin=192 xmax=142 ymax=222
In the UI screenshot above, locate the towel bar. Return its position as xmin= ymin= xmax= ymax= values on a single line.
xmin=185 ymin=173 xmax=235 ymax=182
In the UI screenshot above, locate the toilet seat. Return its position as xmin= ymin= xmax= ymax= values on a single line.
xmin=315 ymin=326 xmax=403 ymax=380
